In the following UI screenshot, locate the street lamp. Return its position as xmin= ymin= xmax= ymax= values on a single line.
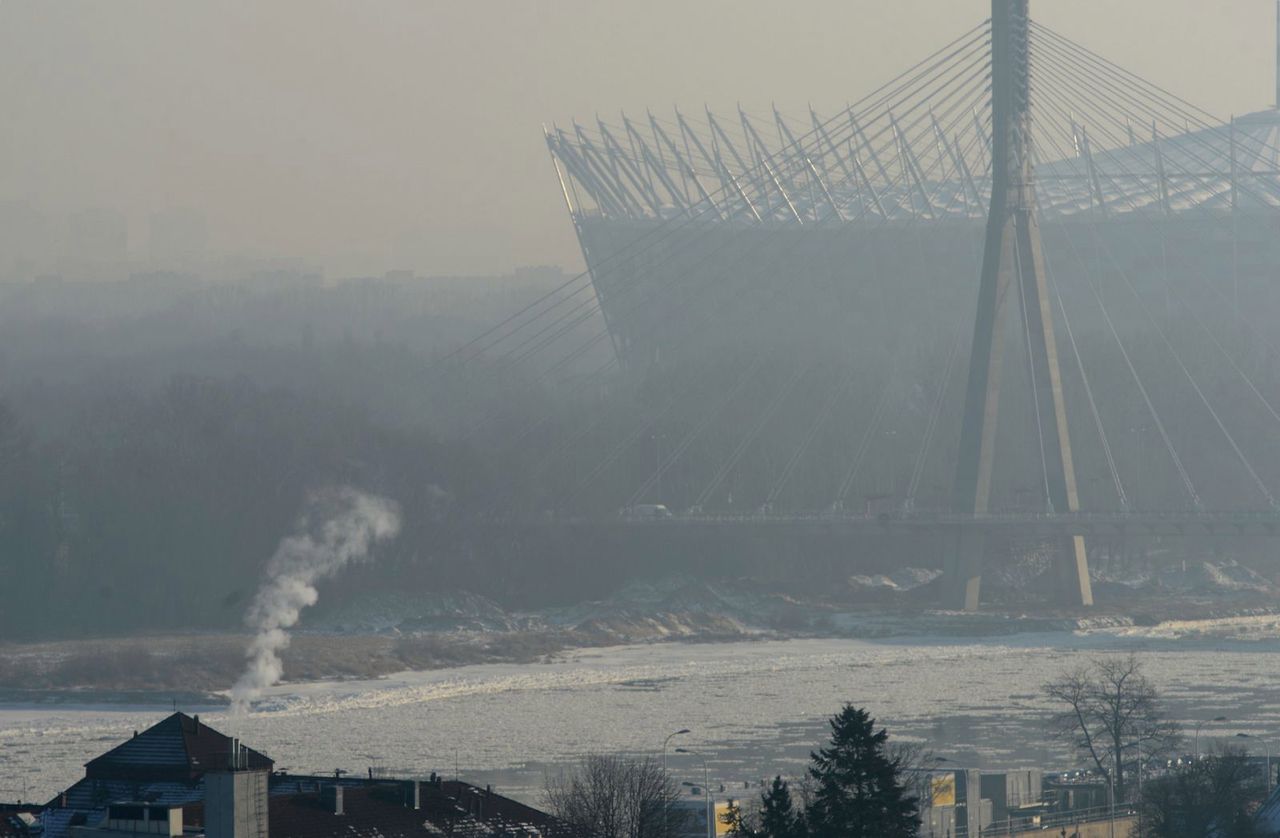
xmin=1135 ymin=737 xmax=1145 ymax=812
xmin=662 ymin=730 xmax=690 ymax=835
xmin=676 ymin=747 xmax=712 ymax=838
xmin=1194 ymin=716 xmax=1228 ymax=759
xmin=662 ymin=729 xmax=690 ymax=775
xmin=1236 ymin=733 xmax=1272 ymax=794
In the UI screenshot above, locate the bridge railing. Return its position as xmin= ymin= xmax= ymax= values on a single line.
xmin=613 ymin=508 xmax=1280 ymax=526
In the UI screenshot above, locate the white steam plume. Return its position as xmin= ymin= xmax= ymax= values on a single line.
xmin=230 ymin=488 xmax=401 ymax=713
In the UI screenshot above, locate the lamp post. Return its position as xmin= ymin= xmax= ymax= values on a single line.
xmin=1236 ymin=733 xmax=1272 ymax=794
xmin=1194 ymin=716 xmax=1228 ymax=759
xmin=1136 ymin=736 xmax=1143 ymax=831
xmin=676 ymin=747 xmax=712 ymax=838
xmin=1108 ymin=761 xmax=1116 ymax=838
xmin=663 ymin=729 xmax=690 ymax=775
xmin=662 ymin=730 xmax=690 ymax=835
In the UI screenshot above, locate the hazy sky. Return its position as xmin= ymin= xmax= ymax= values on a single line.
xmin=1 ymin=1 xmax=1274 ymax=277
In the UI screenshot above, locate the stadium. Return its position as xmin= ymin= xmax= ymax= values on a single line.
xmin=531 ymin=15 xmax=1280 ymax=521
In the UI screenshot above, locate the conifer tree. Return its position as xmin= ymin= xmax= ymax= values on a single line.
xmin=759 ymin=776 xmax=805 ymax=838
xmin=722 ymin=776 xmax=805 ymax=838
xmin=805 ymin=705 xmax=919 ymax=837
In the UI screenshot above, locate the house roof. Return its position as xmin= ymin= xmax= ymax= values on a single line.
xmin=54 ymin=778 xmax=207 ymax=812
xmin=84 ymin=714 xmax=272 ymax=782
xmin=1254 ymin=781 xmax=1280 ymax=833
xmin=43 ymin=720 xmax=580 ymax=837
xmin=269 ymin=781 xmax=587 ymax=838
xmin=0 ymin=806 xmax=42 ymax=838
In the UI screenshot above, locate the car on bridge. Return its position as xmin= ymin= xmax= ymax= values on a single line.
xmin=620 ymin=503 xmax=673 ymax=520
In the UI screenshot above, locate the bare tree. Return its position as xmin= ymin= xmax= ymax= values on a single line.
xmin=1136 ymin=745 xmax=1263 ymax=838
xmin=888 ymin=740 xmax=947 ymax=811
xmin=545 ymin=754 xmax=685 ymax=838
xmin=1044 ymin=654 xmax=1181 ymax=803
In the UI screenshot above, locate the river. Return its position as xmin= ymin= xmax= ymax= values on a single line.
xmin=3 ymin=622 xmax=1279 ymax=804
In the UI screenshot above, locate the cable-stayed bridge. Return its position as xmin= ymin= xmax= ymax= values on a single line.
xmin=443 ymin=1 xmax=1280 ymax=611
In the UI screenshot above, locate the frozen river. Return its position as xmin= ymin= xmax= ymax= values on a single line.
xmin=4 ymin=621 xmax=1280 ymax=804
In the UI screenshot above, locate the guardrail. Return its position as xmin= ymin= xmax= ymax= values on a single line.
xmin=613 ymin=509 xmax=1280 ymax=527
xmin=922 ymin=803 xmax=1136 ymax=838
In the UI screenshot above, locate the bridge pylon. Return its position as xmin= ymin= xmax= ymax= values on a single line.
xmin=943 ymin=0 xmax=1093 ymax=611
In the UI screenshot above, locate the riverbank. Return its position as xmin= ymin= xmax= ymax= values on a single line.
xmin=7 ymin=631 xmax=1280 ymax=807
xmin=4 ymin=581 xmax=1279 ymax=705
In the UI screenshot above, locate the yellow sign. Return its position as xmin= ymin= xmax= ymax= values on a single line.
xmin=714 ymin=799 xmax=739 ymax=836
xmin=930 ymin=774 xmax=956 ymax=807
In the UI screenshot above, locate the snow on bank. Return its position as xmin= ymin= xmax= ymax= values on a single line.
xmin=7 ymin=631 xmax=1280 ymax=807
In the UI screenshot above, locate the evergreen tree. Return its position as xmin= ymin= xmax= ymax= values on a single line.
xmin=759 ymin=776 xmax=805 ymax=838
xmin=805 ymin=705 xmax=920 ymax=837
xmin=722 ymin=776 xmax=805 ymax=838
xmin=719 ymin=803 xmax=757 ymax=838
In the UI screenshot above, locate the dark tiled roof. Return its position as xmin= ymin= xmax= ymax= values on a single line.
xmin=33 ymin=808 xmax=91 ymax=838
xmin=84 ymin=713 xmax=271 ymax=782
xmin=55 ymin=778 xmax=206 ymax=811
xmin=44 ymin=720 xmax=580 ymax=837
xmin=270 ymin=782 xmax=588 ymax=838
xmin=0 ymin=806 xmax=42 ymax=838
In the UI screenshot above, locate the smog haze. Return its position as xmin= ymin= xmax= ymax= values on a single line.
xmin=0 ymin=0 xmax=1271 ymax=277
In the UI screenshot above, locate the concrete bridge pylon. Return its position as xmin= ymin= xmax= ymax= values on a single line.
xmin=942 ymin=0 xmax=1093 ymax=611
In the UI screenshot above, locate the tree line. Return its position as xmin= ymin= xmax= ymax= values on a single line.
xmin=543 ymin=657 xmax=1274 ymax=838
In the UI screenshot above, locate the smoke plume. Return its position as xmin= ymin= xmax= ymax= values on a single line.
xmin=231 ymin=488 xmax=401 ymax=713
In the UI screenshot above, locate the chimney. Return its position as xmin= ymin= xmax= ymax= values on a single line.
xmin=403 ymin=781 xmax=420 ymax=811
xmin=206 ymin=768 xmax=269 ymax=838
xmin=322 ymin=786 xmax=344 ymax=816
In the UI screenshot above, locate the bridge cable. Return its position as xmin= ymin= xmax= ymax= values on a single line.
xmin=764 ymin=363 xmax=858 ymax=509
xmin=1027 ymin=58 xmax=1275 ymax=508
xmin=555 ymin=67 xmax=993 ymax=511
xmin=1027 ymin=28 xmax=1280 ymax=387
xmin=623 ymin=355 xmax=766 ymax=509
xmin=458 ymin=52 xmax=995 ymax=443
xmin=1021 ymin=81 xmax=1201 ymax=508
xmin=693 ymin=362 xmax=812 ymax=510
xmin=475 ymin=26 xmax=997 ymax=513
xmin=834 ymin=362 xmax=898 ymax=509
xmin=1030 ymin=21 xmax=1280 ymax=177
xmin=445 ymin=23 xmax=994 ymax=369
xmin=563 ymin=395 xmax=680 ymax=511
xmin=1011 ymin=218 xmax=1056 ymax=511
xmin=1028 ymin=45 xmax=1280 ymax=508
xmin=476 ymin=68 xmax=996 ymax=497
xmin=1037 ymin=224 xmax=1129 ymax=511
xmin=1029 ymin=26 xmax=1280 ymax=207
xmin=904 ymin=315 xmax=967 ymax=512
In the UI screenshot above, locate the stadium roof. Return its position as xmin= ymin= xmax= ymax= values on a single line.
xmin=547 ymin=20 xmax=1280 ymax=226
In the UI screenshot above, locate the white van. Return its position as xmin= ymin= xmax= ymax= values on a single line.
xmin=621 ymin=503 xmax=673 ymax=520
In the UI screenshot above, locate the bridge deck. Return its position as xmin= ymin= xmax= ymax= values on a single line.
xmin=606 ymin=511 xmax=1280 ymax=537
